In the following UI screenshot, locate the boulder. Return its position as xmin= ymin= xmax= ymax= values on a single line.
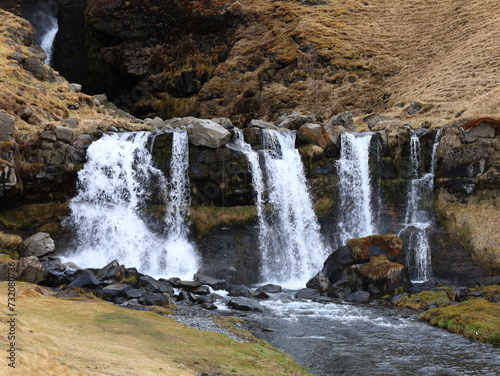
xmin=54 ymin=125 xmax=74 ymax=142
xmin=248 ymin=119 xmax=278 ymax=130
xmin=406 ymin=102 xmax=423 ymax=115
xmin=346 ymin=290 xmax=371 ymax=303
xmin=69 ymin=83 xmax=82 ymax=93
xmin=68 ymin=270 xmax=100 ymax=288
xmin=275 ymin=110 xmax=316 ymax=130
xmin=0 ymin=232 xmax=22 ymax=251
xmin=297 ymin=123 xmax=330 ymax=148
xmin=320 ymin=246 xmax=355 ymax=285
xmin=96 ymin=260 xmax=122 ymax=280
xmin=357 ymin=256 xmax=410 ymax=292
xmin=144 ymin=117 xmax=165 ymax=129
xmin=364 ymin=114 xmax=398 ymax=130
xmin=177 ymin=290 xmax=197 ymax=302
xmin=102 ymin=283 xmax=131 ymax=298
xmin=326 ymin=111 xmax=355 ymax=131
xmin=295 ymin=288 xmax=321 ymax=300
xmin=18 ymin=256 xmax=46 ymax=284
xmin=126 ymin=289 xmax=146 ymax=299
xmin=256 ymin=284 xmax=282 ymax=294
xmin=228 ymin=284 xmax=253 ymax=297
xmin=228 ymin=297 xmax=264 ymax=312
xmin=188 ymin=119 xmax=231 ymax=148
xmin=23 ymin=57 xmax=56 ymax=81
xmin=140 ymin=292 xmax=172 ymax=307
xmin=17 ymin=232 xmax=55 ymax=258
xmin=346 ymin=234 xmax=402 ymax=261
xmin=0 ymin=111 xmax=15 ymax=142
xmin=194 ymin=273 xmax=228 ymax=290
xmin=211 ymin=117 xmax=234 ymax=129
xmin=306 ymin=271 xmax=331 ymax=292
xmin=163 ymin=116 xmax=196 ymax=130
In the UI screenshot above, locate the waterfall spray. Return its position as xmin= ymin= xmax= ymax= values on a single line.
xmin=66 ymin=131 xmax=198 ymax=279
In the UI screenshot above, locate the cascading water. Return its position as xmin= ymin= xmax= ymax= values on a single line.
xmin=229 ymin=130 xmax=328 ymax=287
xmin=24 ymin=1 xmax=59 ymax=66
xmin=399 ymin=129 xmax=442 ymax=282
xmin=66 ymin=131 xmax=198 ymax=279
xmin=335 ymin=132 xmax=378 ymax=245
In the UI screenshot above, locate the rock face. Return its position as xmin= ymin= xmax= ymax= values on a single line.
xmin=346 ymin=234 xmax=402 ymax=261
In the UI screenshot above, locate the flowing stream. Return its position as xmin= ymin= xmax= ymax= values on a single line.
xmin=66 ymin=131 xmax=198 ymax=279
xmin=241 ymin=291 xmax=500 ymax=376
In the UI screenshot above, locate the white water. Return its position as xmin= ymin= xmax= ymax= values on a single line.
xmin=66 ymin=131 xmax=198 ymax=279
xmin=31 ymin=2 xmax=59 ymax=66
xmin=230 ymin=130 xmax=328 ymax=287
xmin=400 ymin=129 xmax=442 ymax=282
xmin=336 ymin=132 xmax=377 ymax=245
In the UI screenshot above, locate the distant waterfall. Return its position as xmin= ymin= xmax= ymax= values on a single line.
xmin=230 ymin=130 xmax=328 ymax=287
xmin=24 ymin=1 xmax=59 ymax=66
xmin=336 ymin=132 xmax=378 ymax=245
xmin=400 ymin=129 xmax=442 ymax=282
xmin=66 ymin=131 xmax=198 ymax=279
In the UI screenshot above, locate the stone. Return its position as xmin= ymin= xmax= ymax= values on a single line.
xmin=228 ymin=284 xmax=253 ymax=297
xmin=407 ymin=102 xmax=423 ymax=115
xmin=69 ymin=83 xmax=82 ymax=93
xmin=364 ymin=114 xmax=397 ymax=130
xmin=200 ymin=302 xmax=218 ymax=310
xmin=306 ymin=271 xmax=331 ymax=292
xmin=326 ymin=111 xmax=355 ymax=131
xmin=0 ymin=111 xmax=15 ymax=142
xmin=138 ymin=275 xmax=161 ymax=292
xmin=211 ymin=117 xmax=234 ymax=129
xmin=163 ymin=117 xmax=196 ymax=130
xmin=321 ymin=246 xmax=355 ymax=285
xmin=358 ymin=256 xmax=411 ymax=292
xmin=391 ymin=293 xmax=409 ymax=305
xmin=17 ymin=232 xmax=55 ymax=258
xmin=93 ymin=94 xmax=108 ymax=105
xmin=256 ymin=284 xmax=282 ymax=294
xmin=29 ymin=45 xmax=47 ymax=61
xmin=295 ymin=288 xmax=321 ymax=300
xmin=196 ymin=295 xmax=214 ymax=304
xmin=69 ymin=270 xmax=100 ymax=288
xmin=346 ymin=234 xmax=402 ymax=261
xmin=96 ymin=260 xmax=125 ymax=281
xmin=346 ymin=290 xmax=371 ymax=303
xmin=23 ymin=57 xmax=56 ymax=81
xmin=228 ymin=297 xmax=264 ymax=312
xmin=191 ymin=285 xmax=211 ymax=295
xmin=188 ymin=119 xmax=231 ymax=148
xmin=17 ymin=257 xmax=46 ymax=284
xmin=102 ymin=283 xmax=131 ymax=297
xmin=54 ymin=125 xmax=74 ymax=142
xmin=40 ymin=130 xmax=57 ymax=141
xmin=469 ymin=122 xmax=495 ymax=138
xmin=297 ymin=123 xmax=330 ymax=148
xmin=144 ymin=117 xmax=165 ymax=129
xmin=177 ymin=290 xmax=197 ymax=302
xmin=194 ymin=273 xmax=228 ymax=290
xmin=140 ymin=292 xmax=172 ymax=306
xmin=21 ymin=107 xmax=32 ymax=120
xmin=275 ymin=110 xmax=316 ymax=130
xmin=248 ymin=119 xmax=278 ymax=130
xmin=454 ymin=287 xmax=470 ymax=302
xmin=61 ymin=119 xmax=78 ymax=129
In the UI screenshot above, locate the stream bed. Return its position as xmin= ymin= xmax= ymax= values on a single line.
xmin=237 ymin=291 xmax=500 ymax=376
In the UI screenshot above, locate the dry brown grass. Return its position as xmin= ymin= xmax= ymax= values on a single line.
xmin=0 ymin=283 xmax=311 ymax=376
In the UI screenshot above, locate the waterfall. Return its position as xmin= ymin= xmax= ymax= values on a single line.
xmin=335 ymin=132 xmax=377 ymax=245
xmin=230 ymin=130 xmax=327 ymax=287
xmin=66 ymin=131 xmax=198 ymax=279
xmin=24 ymin=1 xmax=59 ymax=66
xmin=400 ymin=129 xmax=442 ymax=282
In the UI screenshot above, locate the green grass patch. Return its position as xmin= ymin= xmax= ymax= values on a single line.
xmin=419 ymin=299 xmax=500 ymax=345
xmin=394 ymin=288 xmax=455 ymax=310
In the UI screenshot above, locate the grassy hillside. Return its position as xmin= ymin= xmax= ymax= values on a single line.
xmin=0 ymin=283 xmax=312 ymax=376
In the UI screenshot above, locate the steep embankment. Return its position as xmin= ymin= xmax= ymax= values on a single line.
xmin=82 ymin=0 xmax=499 ymax=126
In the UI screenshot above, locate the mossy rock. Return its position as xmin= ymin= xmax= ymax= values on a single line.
xmin=190 ymin=205 xmax=258 ymax=238
xmin=419 ymin=299 xmax=500 ymax=345
xmin=0 ymin=231 xmax=22 ymax=252
xmin=395 ymin=287 xmax=455 ymax=310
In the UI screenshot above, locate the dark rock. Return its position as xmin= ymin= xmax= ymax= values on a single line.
xmin=69 ymin=270 xmax=100 ymax=288
xmin=321 ymin=246 xmax=355 ymax=284
xmin=126 ymin=289 xmax=146 ymax=299
xmin=17 ymin=232 xmax=55 ymax=258
xmin=23 ymin=57 xmax=56 ymax=81
xmin=156 ymin=279 xmax=175 ymax=295
xmin=96 ymin=260 xmax=121 ymax=280
xmin=191 ymin=285 xmax=211 ymax=295
xmin=196 ymin=295 xmax=214 ymax=304
xmin=295 ymin=288 xmax=321 ymax=300
xmin=201 ymin=303 xmax=218 ymax=310
xmin=140 ymin=292 xmax=172 ymax=307
xmin=102 ymin=283 xmax=131 ymax=298
xmin=138 ymin=275 xmax=161 ymax=292
xmin=211 ymin=117 xmax=234 ymax=129
xmin=346 ymin=290 xmax=371 ymax=303
xmin=306 ymin=271 xmax=331 ymax=292
xmin=326 ymin=111 xmax=355 ymax=131
xmin=177 ymin=290 xmax=197 ymax=302
xmin=275 ymin=110 xmax=316 ymax=130
xmin=391 ymin=293 xmax=409 ymax=305
xmin=228 ymin=297 xmax=264 ymax=312
xmin=0 ymin=111 xmax=15 ymax=142
xmin=194 ymin=273 xmax=228 ymax=290
xmin=454 ymin=287 xmax=470 ymax=302
xmin=406 ymin=102 xmax=423 ymax=115
xmin=256 ymin=284 xmax=282 ymax=294
xmin=54 ymin=125 xmax=74 ymax=142
xmin=314 ymin=296 xmax=336 ymax=304
xmin=228 ymin=284 xmax=253 ymax=297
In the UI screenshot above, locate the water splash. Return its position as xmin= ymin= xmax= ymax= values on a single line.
xmin=230 ymin=130 xmax=328 ymax=287
xmin=400 ymin=129 xmax=442 ymax=282
xmin=336 ymin=132 xmax=377 ymax=245
xmin=66 ymin=131 xmax=198 ymax=279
